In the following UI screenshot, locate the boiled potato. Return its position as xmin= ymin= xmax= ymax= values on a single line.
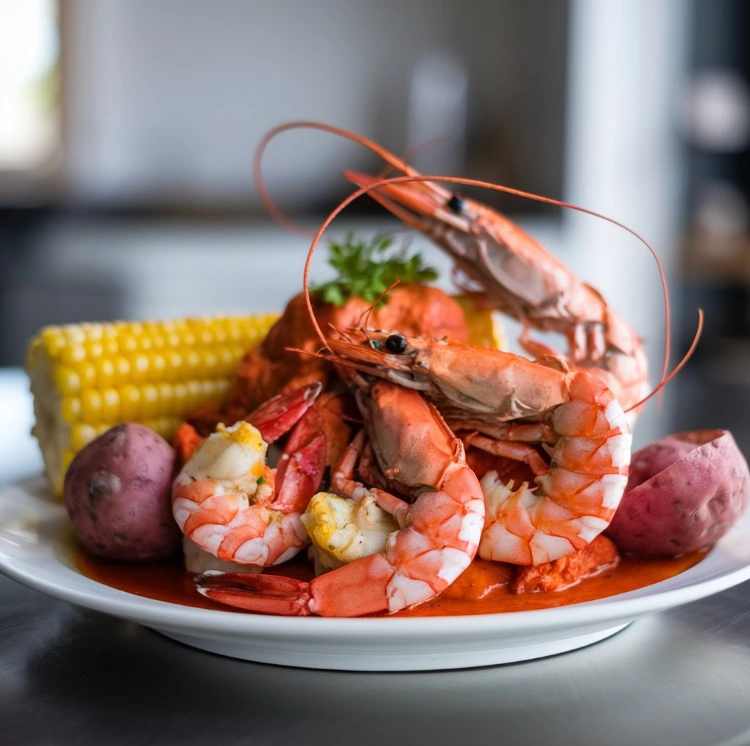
xmin=606 ymin=430 xmax=749 ymax=556
xmin=64 ymin=423 xmax=181 ymax=561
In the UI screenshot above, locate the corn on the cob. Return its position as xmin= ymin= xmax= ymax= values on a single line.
xmin=27 ymin=314 xmax=278 ymax=497
xmin=454 ymin=295 xmax=505 ymax=351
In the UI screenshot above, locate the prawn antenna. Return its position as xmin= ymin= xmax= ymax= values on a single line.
xmin=253 ymin=120 xmax=437 ymax=237
xmin=284 ymin=344 xmax=356 ymax=371
xmin=358 ymin=280 xmax=401 ymax=332
xmin=284 ymin=346 xmax=330 ymax=362
xmin=301 ymin=171 xmax=674 ymax=395
xmin=258 ymin=122 xmax=438 ymax=354
xmin=625 ymin=309 xmax=703 ymax=413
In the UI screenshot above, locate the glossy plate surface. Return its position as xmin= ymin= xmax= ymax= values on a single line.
xmin=2 ymin=477 xmax=750 ymax=671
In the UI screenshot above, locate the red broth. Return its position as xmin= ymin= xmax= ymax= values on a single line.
xmin=76 ymin=550 xmax=705 ymax=617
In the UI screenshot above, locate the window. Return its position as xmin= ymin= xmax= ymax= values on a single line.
xmin=0 ymin=0 xmax=60 ymax=176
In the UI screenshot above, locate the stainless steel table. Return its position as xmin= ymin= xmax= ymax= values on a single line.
xmin=2 ymin=572 xmax=750 ymax=746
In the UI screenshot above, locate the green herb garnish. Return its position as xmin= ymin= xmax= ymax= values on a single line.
xmin=314 ymin=232 xmax=439 ymax=307
xmin=256 ymin=476 xmax=266 ymax=486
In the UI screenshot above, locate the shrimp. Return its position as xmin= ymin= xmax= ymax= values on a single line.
xmin=325 ymin=329 xmax=632 ymax=565
xmin=194 ymin=381 xmax=485 ymax=616
xmin=172 ymin=384 xmax=326 ymax=567
xmin=254 ymin=121 xmax=658 ymax=417
xmin=344 ymin=168 xmax=650 ymax=416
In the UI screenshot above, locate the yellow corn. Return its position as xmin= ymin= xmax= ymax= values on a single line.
xmin=27 ymin=314 xmax=278 ymax=497
xmin=455 ymin=295 xmax=506 ymax=351
xmin=27 ymin=298 xmax=503 ymax=499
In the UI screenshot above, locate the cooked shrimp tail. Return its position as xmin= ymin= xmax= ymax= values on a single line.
xmin=172 ymin=384 xmax=326 ymax=567
xmin=195 ymin=383 xmax=485 ymax=616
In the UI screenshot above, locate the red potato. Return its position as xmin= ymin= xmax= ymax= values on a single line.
xmin=64 ymin=424 xmax=182 ymax=561
xmin=606 ymin=429 xmax=750 ymax=556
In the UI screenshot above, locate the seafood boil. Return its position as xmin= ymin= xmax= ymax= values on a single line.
xmin=27 ymin=121 xmax=749 ymax=619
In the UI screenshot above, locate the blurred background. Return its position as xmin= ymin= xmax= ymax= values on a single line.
xmin=1 ymin=0 xmax=749 ymax=482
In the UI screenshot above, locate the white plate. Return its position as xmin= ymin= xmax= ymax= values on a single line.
xmin=2 ymin=476 xmax=750 ymax=672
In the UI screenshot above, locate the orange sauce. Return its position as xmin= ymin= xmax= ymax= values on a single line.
xmin=75 ymin=550 xmax=705 ymax=616
xmin=395 ymin=554 xmax=704 ymax=616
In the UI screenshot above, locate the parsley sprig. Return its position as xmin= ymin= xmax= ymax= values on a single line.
xmin=314 ymin=233 xmax=439 ymax=307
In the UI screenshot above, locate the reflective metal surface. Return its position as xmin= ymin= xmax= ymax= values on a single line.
xmin=2 ymin=572 xmax=750 ymax=746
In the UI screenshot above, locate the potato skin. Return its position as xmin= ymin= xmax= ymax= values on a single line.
xmin=606 ymin=430 xmax=750 ymax=556
xmin=64 ymin=424 xmax=182 ymax=561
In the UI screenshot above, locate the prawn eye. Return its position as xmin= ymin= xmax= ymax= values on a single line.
xmin=447 ymin=194 xmax=465 ymax=214
xmin=385 ymin=334 xmax=408 ymax=354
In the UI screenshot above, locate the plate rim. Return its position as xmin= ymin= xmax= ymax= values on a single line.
xmin=2 ymin=476 xmax=750 ymax=637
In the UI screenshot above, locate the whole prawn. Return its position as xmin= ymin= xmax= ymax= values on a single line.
xmin=254 ymin=121 xmax=671 ymax=417
xmin=172 ymin=384 xmax=326 ymax=567
xmin=195 ymin=380 xmax=485 ymax=616
xmin=326 ymin=329 xmax=632 ymax=564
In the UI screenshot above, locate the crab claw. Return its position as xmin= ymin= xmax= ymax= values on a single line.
xmin=195 ymin=571 xmax=313 ymax=616
xmin=343 ymin=169 xmax=473 ymax=235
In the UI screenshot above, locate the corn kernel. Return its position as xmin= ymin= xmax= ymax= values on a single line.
xmin=94 ymin=358 xmax=116 ymax=388
xmin=219 ymin=348 xmax=236 ymax=375
xmin=150 ymin=353 xmax=166 ymax=382
xmin=202 ymin=350 xmax=218 ymax=376
xmin=76 ymin=361 xmax=97 ymax=390
xmin=165 ymin=332 xmax=181 ymax=348
xmin=41 ymin=328 xmax=65 ymax=358
xmin=83 ymin=341 xmax=104 ymax=359
xmin=184 ymin=350 xmax=201 ymax=378
xmin=72 ymin=423 xmax=98 ymax=451
xmin=61 ymin=397 xmax=81 ymax=423
xmin=128 ymin=353 xmax=150 ymax=382
xmin=60 ymin=345 xmax=87 ymax=366
xmin=164 ymin=350 xmax=183 ymax=381
xmin=63 ymin=327 xmax=86 ymax=345
xmin=120 ymin=384 xmax=141 ymax=420
xmin=141 ymin=383 xmax=159 ymax=419
xmin=120 ymin=334 xmax=139 ymax=353
xmin=81 ymin=390 xmax=103 ymax=424
xmin=101 ymin=388 xmax=121 ymax=421
xmin=173 ymin=382 xmax=188 ymax=411
xmin=54 ymin=366 xmax=80 ymax=397
xmin=226 ymin=324 xmax=242 ymax=343
xmin=82 ymin=324 xmax=103 ymax=341
xmin=103 ymin=339 xmax=120 ymax=356
xmin=113 ymin=356 xmax=130 ymax=383
xmin=202 ymin=380 xmax=219 ymax=401
xmin=157 ymin=382 xmax=174 ymax=417
xmin=187 ymin=380 xmax=203 ymax=409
